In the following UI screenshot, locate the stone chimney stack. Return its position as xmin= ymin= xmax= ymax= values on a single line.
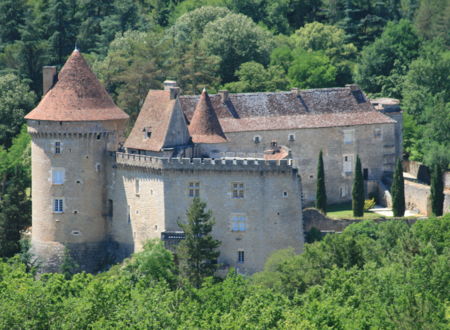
xmin=43 ymin=66 xmax=57 ymax=96
xmin=345 ymin=84 xmax=360 ymax=91
xmin=164 ymin=80 xmax=177 ymax=91
xmin=291 ymin=87 xmax=300 ymax=96
xmin=169 ymin=87 xmax=180 ymax=100
xmin=219 ymin=90 xmax=229 ymax=103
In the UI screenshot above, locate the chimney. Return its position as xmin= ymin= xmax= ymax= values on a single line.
xmin=43 ymin=66 xmax=57 ymax=96
xmin=169 ymin=87 xmax=180 ymax=100
xmin=291 ymin=87 xmax=299 ymax=95
xmin=219 ymin=90 xmax=229 ymax=103
xmin=164 ymin=80 xmax=177 ymax=91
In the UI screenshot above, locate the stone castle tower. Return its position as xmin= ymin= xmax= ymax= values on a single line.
xmin=25 ymin=50 xmax=129 ymax=271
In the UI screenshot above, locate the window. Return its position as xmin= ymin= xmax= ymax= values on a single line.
xmin=343 ymin=154 xmax=353 ymax=174
xmin=53 ymin=199 xmax=63 ymax=213
xmin=238 ymin=250 xmax=245 ymax=263
xmin=96 ymin=163 xmax=101 ymax=172
xmin=340 ymin=185 xmax=348 ymax=198
xmin=231 ymin=214 xmax=247 ymax=232
xmin=107 ymin=199 xmax=113 ymax=217
xmin=253 ymin=135 xmax=261 ymax=144
xmin=374 ymin=128 xmax=382 ymax=139
xmin=188 ymin=182 xmax=200 ymax=197
xmin=363 ymin=168 xmax=369 ymax=180
xmin=288 ymin=133 xmax=295 ymax=142
xmin=283 ymin=191 xmax=288 ymax=198
xmin=54 ymin=141 xmax=61 ymax=154
xmin=143 ymin=127 xmax=152 ymax=139
xmin=127 ymin=205 xmax=131 ymax=224
xmin=232 ymin=182 xmax=244 ymax=198
xmin=343 ymin=129 xmax=354 ymax=144
xmin=52 ymin=168 xmax=65 ymax=184
xmin=135 ymin=179 xmax=140 ymax=195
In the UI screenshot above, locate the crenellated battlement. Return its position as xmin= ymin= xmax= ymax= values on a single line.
xmin=116 ymin=152 xmax=296 ymax=172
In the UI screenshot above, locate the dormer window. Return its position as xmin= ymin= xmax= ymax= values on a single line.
xmin=143 ymin=127 xmax=152 ymax=140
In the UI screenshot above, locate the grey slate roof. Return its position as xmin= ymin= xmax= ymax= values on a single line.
xmin=179 ymin=86 xmax=394 ymax=132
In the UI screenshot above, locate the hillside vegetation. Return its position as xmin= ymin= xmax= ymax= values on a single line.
xmin=0 ymin=216 xmax=449 ymax=328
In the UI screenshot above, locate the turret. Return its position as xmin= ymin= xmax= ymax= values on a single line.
xmin=189 ymin=89 xmax=227 ymax=157
xmin=25 ymin=50 xmax=129 ymax=272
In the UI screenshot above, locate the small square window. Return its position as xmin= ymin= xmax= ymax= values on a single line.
xmin=288 ymin=134 xmax=295 ymax=142
xmin=343 ymin=130 xmax=354 ymax=144
xmin=374 ymin=128 xmax=382 ymax=138
xmin=54 ymin=141 xmax=61 ymax=154
xmin=283 ymin=191 xmax=288 ymax=198
xmin=232 ymin=182 xmax=244 ymax=199
xmin=53 ymin=199 xmax=64 ymax=213
xmin=188 ymin=182 xmax=200 ymax=197
xmin=238 ymin=251 xmax=245 ymax=263
xmin=231 ymin=214 xmax=247 ymax=232
xmin=253 ymin=135 xmax=261 ymax=144
xmin=52 ymin=168 xmax=65 ymax=185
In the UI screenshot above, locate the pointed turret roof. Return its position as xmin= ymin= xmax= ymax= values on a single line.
xmin=189 ymin=89 xmax=227 ymax=144
xmin=25 ymin=50 xmax=129 ymax=122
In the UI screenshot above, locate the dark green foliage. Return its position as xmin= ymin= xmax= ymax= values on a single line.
xmin=0 ymin=74 xmax=36 ymax=148
xmin=305 ymin=227 xmax=322 ymax=243
xmin=430 ymin=163 xmax=444 ymax=216
xmin=59 ymin=247 xmax=79 ymax=280
xmin=315 ymin=150 xmax=327 ymax=214
xmin=355 ymin=19 xmax=420 ymax=98
xmin=352 ymin=155 xmax=364 ymax=217
xmin=391 ymin=158 xmax=405 ymax=217
xmin=0 ymin=0 xmax=28 ymax=44
xmin=177 ymin=198 xmax=221 ymax=288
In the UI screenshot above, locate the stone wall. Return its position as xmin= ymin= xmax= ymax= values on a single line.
xmin=404 ymin=180 xmax=450 ymax=216
xmin=223 ymin=122 xmax=397 ymax=206
xmin=303 ymin=208 xmax=418 ymax=233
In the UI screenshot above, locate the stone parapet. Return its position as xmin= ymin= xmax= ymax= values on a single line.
xmin=116 ymin=152 xmax=296 ymax=172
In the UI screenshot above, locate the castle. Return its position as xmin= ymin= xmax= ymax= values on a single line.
xmin=25 ymin=50 xmax=401 ymax=274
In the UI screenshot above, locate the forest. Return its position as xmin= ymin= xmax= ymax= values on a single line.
xmin=0 ymin=216 xmax=449 ymax=328
xmin=0 ymin=0 xmax=449 ymax=326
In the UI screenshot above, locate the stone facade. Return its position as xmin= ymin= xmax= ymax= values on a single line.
xmin=26 ymin=51 xmax=403 ymax=274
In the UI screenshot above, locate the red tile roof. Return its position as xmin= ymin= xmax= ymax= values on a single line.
xmin=124 ymin=90 xmax=176 ymax=151
xmin=25 ymin=50 xmax=129 ymax=122
xmin=188 ymin=89 xmax=227 ymax=144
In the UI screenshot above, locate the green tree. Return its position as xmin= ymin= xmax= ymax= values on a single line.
xmin=288 ymin=50 xmax=337 ymax=88
xmin=391 ymin=158 xmax=405 ymax=217
xmin=401 ymin=41 xmax=450 ymax=165
xmin=291 ymin=22 xmax=357 ymax=85
xmin=352 ymin=155 xmax=364 ymax=217
xmin=315 ymin=150 xmax=327 ymax=214
xmin=0 ymin=0 xmax=28 ymax=44
xmin=355 ymin=19 xmax=420 ymax=98
xmin=0 ymin=74 xmax=36 ymax=147
xmin=223 ymin=61 xmax=288 ymax=93
xmin=177 ymin=197 xmax=220 ymax=288
xmin=430 ymin=163 xmax=444 ymax=216
xmin=415 ymin=0 xmax=450 ymax=46
xmin=201 ymin=13 xmax=274 ymax=83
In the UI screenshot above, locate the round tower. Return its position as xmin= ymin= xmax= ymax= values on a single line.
xmin=25 ymin=50 xmax=129 ymax=272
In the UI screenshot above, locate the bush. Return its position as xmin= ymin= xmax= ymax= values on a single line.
xmin=364 ymin=198 xmax=376 ymax=211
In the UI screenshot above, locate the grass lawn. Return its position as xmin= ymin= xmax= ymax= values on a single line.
xmin=327 ymin=202 xmax=384 ymax=220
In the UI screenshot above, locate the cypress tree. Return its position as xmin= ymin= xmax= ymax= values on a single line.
xmin=352 ymin=155 xmax=364 ymax=217
xmin=391 ymin=158 xmax=405 ymax=217
xmin=316 ymin=150 xmax=327 ymax=214
xmin=177 ymin=198 xmax=221 ymax=288
xmin=430 ymin=163 xmax=444 ymax=216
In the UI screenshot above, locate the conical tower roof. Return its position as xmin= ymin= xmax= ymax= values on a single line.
xmin=25 ymin=50 xmax=129 ymax=122
xmin=189 ymin=89 xmax=227 ymax=143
